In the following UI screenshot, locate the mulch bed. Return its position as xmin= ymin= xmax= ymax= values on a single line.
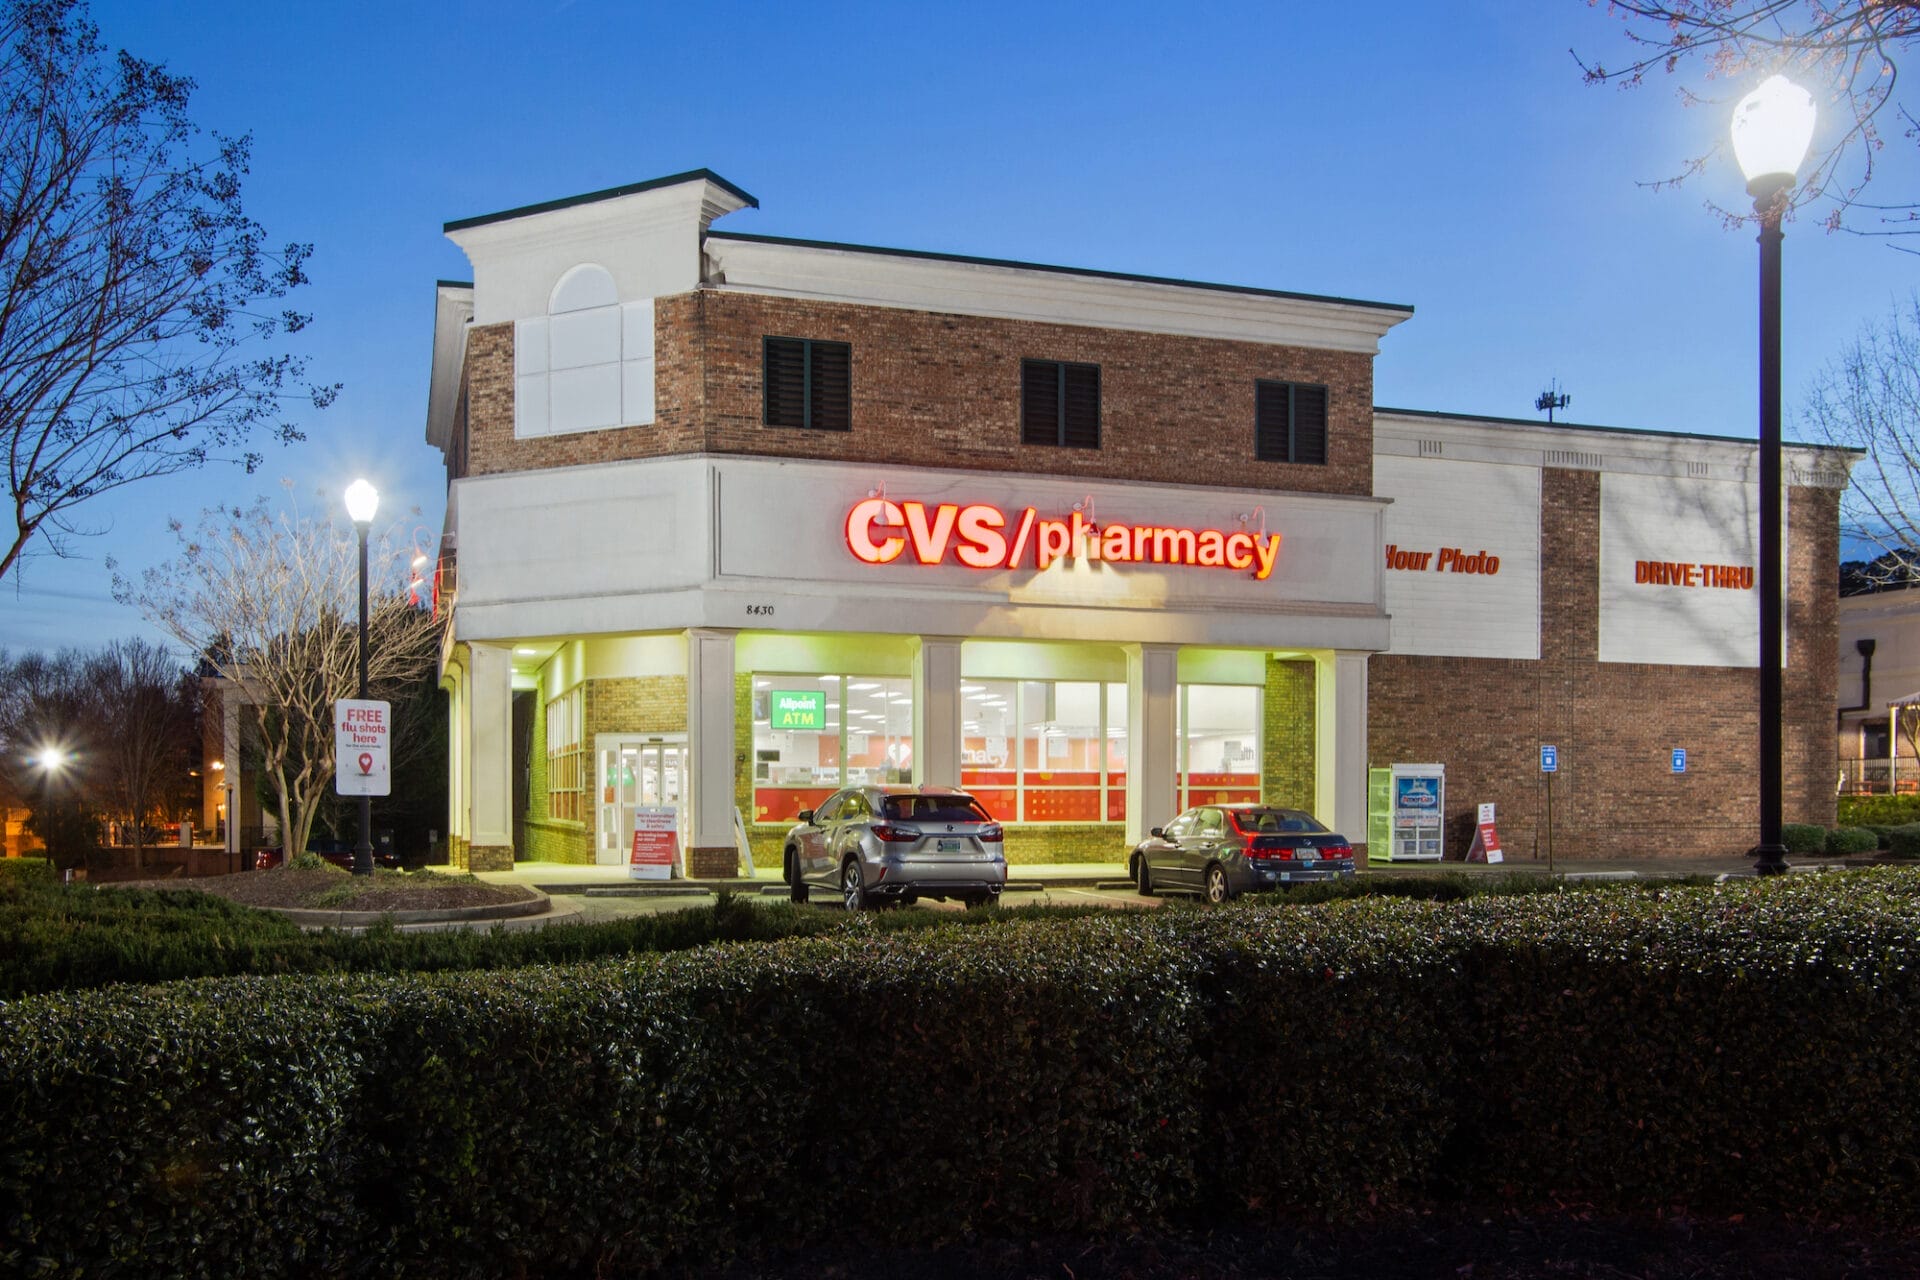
xmin=108 ymin=867 xmax=538 ymax=912
xmin=683 ymin=1212 xmax=1920 ymax=1280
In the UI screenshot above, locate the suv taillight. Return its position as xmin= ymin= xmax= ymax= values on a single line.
xmin=870 ymin=824 xmax=920 ymax=843
xmin=979 ymin=823 xmax=1004 ymax=843
xmin=1323 ymin=842 xmax=1353 ymax=861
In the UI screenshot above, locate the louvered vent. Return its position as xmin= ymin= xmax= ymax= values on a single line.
xmin=1022 ymin=359 xmax=1101 ymax=449
xmin=763 ymin=337 xmax=851 ymax=431
xmin=1255 ymin=380 xmax=1330 ymax=464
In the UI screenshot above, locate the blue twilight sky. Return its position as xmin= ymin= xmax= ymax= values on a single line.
xmin=4 ymin=0 xmax=1915 ymax=654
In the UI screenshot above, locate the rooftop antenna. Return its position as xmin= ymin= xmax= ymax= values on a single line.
xmin=1535 ymin=380 xmax=1570 ymax=423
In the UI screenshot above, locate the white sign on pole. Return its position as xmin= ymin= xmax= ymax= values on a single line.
xmin=335 ymin=699 xmax=392 ymax=797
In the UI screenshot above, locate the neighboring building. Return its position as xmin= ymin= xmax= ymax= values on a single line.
xmin=1837 ymin=587 xmax=1920 ymax=793
xmin=423 ymin=169 xmax=1855 ymax=873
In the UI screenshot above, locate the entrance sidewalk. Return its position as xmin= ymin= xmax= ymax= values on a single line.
xmin=475 ymin=854 xmax=1867 ymax=895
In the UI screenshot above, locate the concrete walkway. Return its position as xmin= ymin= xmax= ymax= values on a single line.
xmin=475 ymin=853 xmax=1870 ymax=896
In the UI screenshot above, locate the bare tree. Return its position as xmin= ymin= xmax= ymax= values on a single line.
xmin=1802 ymin=293 xmax=1920 ymax=580
xmin=114 ymin=496 xmax=443 ymax=864
xmin=1576 ymin=2 xmax=1920 ymax=239
xmin=0 ymin=0 xmax=335 ymax=585
xmin=82 ymin=637 xmax=189 ymax=867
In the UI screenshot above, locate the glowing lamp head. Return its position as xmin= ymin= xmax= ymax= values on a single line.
xmin=344 ymin=478 xmax=379 ymax=526
xmin=1731 ymin=74 xmax=1816 ymax=196
xmin=35 ymin=748 xmax=67 ymax=771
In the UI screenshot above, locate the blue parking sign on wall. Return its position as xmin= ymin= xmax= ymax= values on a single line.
xmin=1672 ymin=748 xmax=1687 ymax=773
xmin=1540 ymin=745 xmax=1558 ymax=773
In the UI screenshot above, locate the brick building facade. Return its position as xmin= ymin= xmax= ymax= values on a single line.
xmin=425 ymin=169 xmax=1853 ymax=874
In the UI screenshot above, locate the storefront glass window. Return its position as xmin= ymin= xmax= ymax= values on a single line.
xmin=1180 ymin=684 xmax=1262 ymax=808
xmin=961 ymin=679 xmax=1131 ymax=824
xmin=545 ymin=686 xmax=585 ymax=821
xmin=751 ymin=675 xmax=912 ymax=823
xmin=1019 ymin=680 xmax=1103 ymax=821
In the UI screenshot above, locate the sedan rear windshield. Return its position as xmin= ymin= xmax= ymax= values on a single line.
xmin=883 ymin=796 xmax=994 ymax=823
xmin=1229 ymin=809 xmax=1327 ymax=835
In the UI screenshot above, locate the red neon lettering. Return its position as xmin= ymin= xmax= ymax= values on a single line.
xmin=1224 ymin=532 xmax=1254 ymax=570
xmin=1005 ymin=507 xmax=1037 ymax=568
xmin=955 ymin=504 xmax=1007 ymax=568
xmin=902 ymin=502 xmax=959 ymax=564
xmin=845 ymin=498 xmax=906 ymax=564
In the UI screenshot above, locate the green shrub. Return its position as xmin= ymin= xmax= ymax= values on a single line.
xmin=4 ymin=870 xmax=1920 ymax=1278
xmin=1866 ymin=824 xmax=1899 ymax=850
xmin=1826 ymin=826 xmax=1880 ymax=856
xmin=0 ymin=865 xmax=1686 ymax=1000
xmin=1782 ymin=823 xmax=1829 ymax=855
xmin=1839 ymin=794 xmax=1920 ymax=828
xmin=1888 ymin=824 xmax=1920 ymax=859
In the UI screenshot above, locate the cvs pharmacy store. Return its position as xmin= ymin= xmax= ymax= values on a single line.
xmin=425 ymin=170 xmax=1850 ymax=874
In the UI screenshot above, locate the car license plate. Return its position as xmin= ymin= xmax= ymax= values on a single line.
xmin=938 ymin=839 xmax=963 ymax=853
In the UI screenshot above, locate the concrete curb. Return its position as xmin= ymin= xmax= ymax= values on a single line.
xmin=271 ymin=891 xmax=552 ymax=929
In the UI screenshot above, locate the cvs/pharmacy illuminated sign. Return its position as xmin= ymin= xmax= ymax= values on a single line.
xmin=844 ymin=499 xmax=1283 ymax=580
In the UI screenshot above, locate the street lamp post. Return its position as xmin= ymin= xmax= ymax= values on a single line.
xmin=1731 ymin=75 xmax=1816 ymax=877
xmin=344 ymin=478 xmax=379 ymax=877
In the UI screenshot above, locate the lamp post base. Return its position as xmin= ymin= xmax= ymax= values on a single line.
xmin=1750 ymin=843 xmax=1790 ymax=876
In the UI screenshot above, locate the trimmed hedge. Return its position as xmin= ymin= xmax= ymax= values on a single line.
xmin=1826 ymin=826 xmax=1880 ymax=856
xmin=1781 ymin=822 xmax=1829 ymax=854
xmin=5 ymin=871 xmax=1920 ymax=1276
xmin=1889 ymin=824 xmax=1920 ymax=859
xmin=1838 ymin=794 xmax=1920 ymax=828
xmin=0 ymin=860 xmax=1668 ymax=999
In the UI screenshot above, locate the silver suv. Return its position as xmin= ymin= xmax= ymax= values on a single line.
xmin=784 ymin=786 xmax=1007 ymax=910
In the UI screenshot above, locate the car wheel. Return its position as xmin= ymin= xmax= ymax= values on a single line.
xmin=841 ymin=859 xmax=869 ymax=912
xmin=1136 ymin=855 xmax=1153 ymax=897
xmin=787 ymin=847 xmax=809 ymax=904
xmin=1204 ymin=863 xmax=1232 ymax=905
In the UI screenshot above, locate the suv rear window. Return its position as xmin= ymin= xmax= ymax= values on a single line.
xmin=1230 ymin=809 xmax=1327 ymax=835
xmin=883 ymin=795 xmax=994 ymax=823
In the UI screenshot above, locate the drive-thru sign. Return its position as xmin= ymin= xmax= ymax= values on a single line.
xmin=334 ymin=700 xmax=391 ymax=797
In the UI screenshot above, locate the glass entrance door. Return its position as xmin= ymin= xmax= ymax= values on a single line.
xmin=596 ymin=735 xmax=688 ymax=866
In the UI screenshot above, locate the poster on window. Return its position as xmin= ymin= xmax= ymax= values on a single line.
xmin=629 ymin=806 xmax=678 ymax=880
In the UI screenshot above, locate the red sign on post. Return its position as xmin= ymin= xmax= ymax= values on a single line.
xmin=1466 ymin=802 xmax=1504 ymax=864
xmin=629 ymin=806 xmax=679 ymax=881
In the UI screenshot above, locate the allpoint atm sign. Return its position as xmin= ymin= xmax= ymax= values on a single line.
xmin=844 ymin=499 xmax=1283 ymax=579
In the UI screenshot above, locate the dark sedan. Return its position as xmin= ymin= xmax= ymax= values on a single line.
xmin=1129 ymin=804 xmax=1355 ymax=902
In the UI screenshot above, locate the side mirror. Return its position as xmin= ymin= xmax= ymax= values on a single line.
xmin=1149 ymin=827 xmax=1165 ymax=839
xmin=796 ymin=810 xmax=814 ymax=825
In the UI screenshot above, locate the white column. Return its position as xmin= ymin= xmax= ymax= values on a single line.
xmin=445 ymin=663 xmax=466 ymax=847
xmin=1124 ymin=643 xmax=1179 ymax=845
xmin=912 ymin=637 xmax=964 ymax=789
xmin=1314 ymin=650 xmax=1370 ymax=850
xmin=685 ymin=628 xmax=738 ymax=860
xmin=469 ymin=642 xmax=514 ymax=856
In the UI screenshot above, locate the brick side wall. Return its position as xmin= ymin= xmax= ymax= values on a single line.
xmin=1263 ymin=658 xmax=1316 ymax=809
xmin=461 ymin=291 xmax=1375 ymax=495
xmin=1369 ymin=474 xmax=1836 ymax=860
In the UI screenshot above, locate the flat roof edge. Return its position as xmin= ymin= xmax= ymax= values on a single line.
xmin=707 ymin=230 xmax=1415 ymax=315
xmin=445 ymin=169 xmax=758 ymax=233
xmin=1374 ymin=405 xmax=1863 ymax=453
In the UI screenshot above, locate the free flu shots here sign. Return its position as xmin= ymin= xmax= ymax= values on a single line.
xmin=335 ymin=699 xmax=392 ymax=797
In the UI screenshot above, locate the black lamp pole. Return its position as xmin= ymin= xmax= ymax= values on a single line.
xmin=1752 ymin=176 xmax=1790 ymax=877
xmin=352 ymin=517 xmax=373 ymax=877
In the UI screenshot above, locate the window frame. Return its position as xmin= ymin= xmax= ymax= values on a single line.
xmin=763 ymin=335 xmax=852 ymax=432
xmin=1255 ymin=379 xmax=1330 ymax=465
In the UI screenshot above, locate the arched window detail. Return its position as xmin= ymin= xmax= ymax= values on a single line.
xmin=514 ymin=264 xmax=656 ymax=437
